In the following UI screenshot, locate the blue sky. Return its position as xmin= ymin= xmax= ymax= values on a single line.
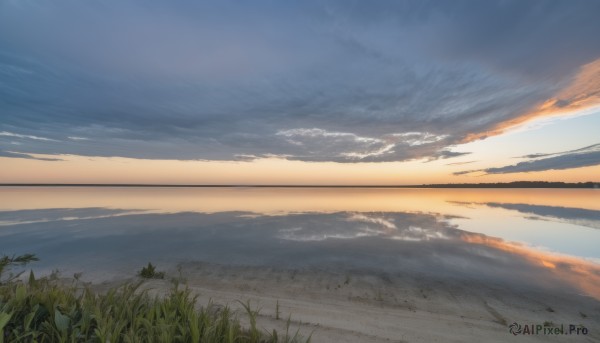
xmin=1 ymin=0 xmax=599 ymax=183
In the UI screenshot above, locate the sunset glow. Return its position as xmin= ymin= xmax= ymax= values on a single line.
xmin=1 ymin=3 xmax=600 ymax=341
xmin=1 ymin=1 xmax=600 ymax=184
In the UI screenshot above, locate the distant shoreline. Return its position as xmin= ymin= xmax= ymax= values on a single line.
xmin=0 ymin=182 xmax=598 ymax=188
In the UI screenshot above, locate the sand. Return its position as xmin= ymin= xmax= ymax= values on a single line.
xmin=93 ymin=262 xmax=600 ymax=343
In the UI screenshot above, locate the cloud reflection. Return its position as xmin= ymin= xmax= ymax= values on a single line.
xmin=278 ymin=212 xmax=451 ymax=242
xmin=0 ymin=208 xmax=598 ymax=299
xmin=461 ymin=232 xmax=600 ymax=300
xmin=451 ymin=201 xmax=600 ymax=230
xmin=485 ymin=202 xmax=600 ymax=230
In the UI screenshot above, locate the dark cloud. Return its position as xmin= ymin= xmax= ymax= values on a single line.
xmin=517 ymin=144 xmax=600 ymax=159
xmin=0 ymin=150 xmax=62 ymax=161
xmin=452 ymin=170 xmax=475 ymax=176
xmin=425 ymin=1 xmax=600 ymax=78
xmin=454 ymin=143 xmax=600 ymax=175
xmin=446 ymin=160 xmax=477 ymax=166
xmin=485 ymin=144 xmax=600 ymax=174
xmin=1 ymin=1 xmax=599 ymax=162
xmin=426 ymin=150 xmax=471 ymax=162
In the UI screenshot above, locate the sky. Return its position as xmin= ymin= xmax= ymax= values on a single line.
xmin=1 ymin=0 xmax=600 ymax=184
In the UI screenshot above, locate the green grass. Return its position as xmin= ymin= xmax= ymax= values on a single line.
xmin=138 ymin=262 xmax=165 ymax=279
xmin=0 ymin=254 xmax=38 ymax=285
xmin=0 ymin=255 xmax=310 ymax=343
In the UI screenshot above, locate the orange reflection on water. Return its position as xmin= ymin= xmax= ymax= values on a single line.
xmin=461 ymin=233 xmax=600 ymax=300
xmin=1 ymin=187 xmax=599 ymax=214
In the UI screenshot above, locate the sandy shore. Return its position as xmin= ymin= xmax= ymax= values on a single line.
xmin=93 ymin=262 xmax=600 ymax=343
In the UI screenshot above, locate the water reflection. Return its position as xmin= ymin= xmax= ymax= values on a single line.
xmin=2 ymin=188 xmax=599 ymax=252
xmin=0 ymin=208 xmax=148 ymax=226
xmin=447 ymin=201 xmax=600 ymax=259
xmin=1 ymin=187 xmax=599 ymax=214
xmin=460 ymin=233 xmax=600 ymax=300
xmin=484 ymin=202 xmax=600 ymax=230
xmin=1 ymin=207 xmax=599 ymax=300
xmin=276 ymin=212 xmax=459 ymax=242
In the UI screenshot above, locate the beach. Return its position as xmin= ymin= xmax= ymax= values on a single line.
xmin=93 ymin=262 xmax=600 ymax=343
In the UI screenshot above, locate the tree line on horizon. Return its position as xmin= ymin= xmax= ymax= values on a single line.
xmin=422 ymin=181 xmax=599 ymax=188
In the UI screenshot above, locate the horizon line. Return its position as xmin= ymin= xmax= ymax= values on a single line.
xmin=0 ymin=182 xmax=598 ymax=189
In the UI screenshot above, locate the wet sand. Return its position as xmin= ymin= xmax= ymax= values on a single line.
xmin=95 ymin=262 xmax=600 ymax=343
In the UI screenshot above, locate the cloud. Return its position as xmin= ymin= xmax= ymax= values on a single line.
xmin=465 ymin=59 xmax=600 ymax=140
xmin=446 ymin=160 xmax=477 ymax=166
xmin=426 ymin=150 xmax=471 ymax=162
xmin=0 ymin=150 xmax=62 ymax=161
xmin=517 ymin=143 xmax=600 ymax=160
xmin=0 ymin=131 xmax=56 ymax=142
xmin=273 ymin=128 xmax=459 ymax=162
xmin=455 ymin=143 xmax=600 ymax=175
xmin=452 ymin=170 xmax=476 ymax=176
xmin=0 ymin=1 xmax=599 ymax=162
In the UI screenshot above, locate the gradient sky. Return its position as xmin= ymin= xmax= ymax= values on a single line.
xmin=1 ymin=0 xmax=599 ymax=184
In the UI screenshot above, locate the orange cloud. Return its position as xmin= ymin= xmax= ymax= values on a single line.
xmin=465 ymin=58 xmax=600 ymax=141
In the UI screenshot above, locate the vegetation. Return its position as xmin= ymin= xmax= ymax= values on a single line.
xmin=138 ymin=262 xmax=165 ymax=279
xmin=421 ymin=181 xmax=600 ymax=188
xmin=0 ymin=254 xmax=309 ymax=343
xmin=0 ymin=254 xmax=39 ymax=285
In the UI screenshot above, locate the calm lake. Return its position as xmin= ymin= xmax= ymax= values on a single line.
xmin=1 ymin=187 xmax=599 ymax=299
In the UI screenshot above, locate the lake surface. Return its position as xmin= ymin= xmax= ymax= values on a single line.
xmin=1 ymin=187 xmax=599 ymax=299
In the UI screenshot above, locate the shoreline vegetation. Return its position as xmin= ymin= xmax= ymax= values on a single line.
xmin=0 ymin=181 xmax=598 ymax=188
xmin=0 ymin=255 xmax=310 ymax=343
xmin=2 ymin=256 xmax=600 ymax=342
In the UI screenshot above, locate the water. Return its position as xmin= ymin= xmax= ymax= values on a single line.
xmin=1 ymin=187 xmax=599 ymax=298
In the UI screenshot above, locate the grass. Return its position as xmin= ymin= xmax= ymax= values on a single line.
xmin=0 ymin=254 xmax=39 ymax=285
xmin=0 ymin=254 xmax=310 ymax=343
xmin=138 ymin=262 xmax=165 ymax=279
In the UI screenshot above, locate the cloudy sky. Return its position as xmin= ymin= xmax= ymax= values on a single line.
xmin=1 ymin=0 xmax=599 ymax=184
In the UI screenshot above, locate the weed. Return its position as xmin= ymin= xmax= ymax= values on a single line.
xmin=276 ymin=300 xmax=281 ymax=320
xmin=138 ymin=262 xmax=165 ymax=279
xmin=0 ymin=253 xmax=38 ymax=285
xmin=0 ymin=254 xmax=309 ymax=342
